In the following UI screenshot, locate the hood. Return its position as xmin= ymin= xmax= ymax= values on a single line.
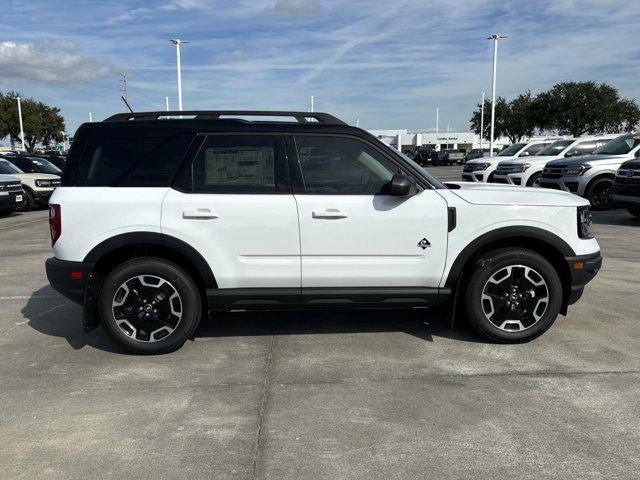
xmin=619 ymin=158 xmax=640 ymax=169
xmin=0 ymin=174 xmax=21 ymax=183
xmin=502 ymin=154 xmax=561 ymax=166
xmin=545 ymin=154 xmax=627 ymax=166
xmin=444 ymin=181 xmax=589 ymax=207
xmin=466 ymin=155 xmax=508 ymax=166
xmin=13 ymin=173 xmax=60 ymax=180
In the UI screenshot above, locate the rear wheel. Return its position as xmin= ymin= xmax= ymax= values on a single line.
xmin=99 ymin=257 xmax=202 ymax=354
xmin=586 ymin=177 xmax=613 ymax=210
xmin=628 ymin=208 xmax=640 ymax=218
xmin=466 ymin=248 xmax=562 ymax=343
xmin=16 ymin=190 xmax=34 ymax=211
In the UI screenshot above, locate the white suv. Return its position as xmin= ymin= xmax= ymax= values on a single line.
xmin=540 ymin=132 xmax=640 ymax=209
xmin=46 ymin=111 xmax=602 ymax=354
xmin=493 ymin=136 xmax=616 ymax=187
xmin=462 ymin=139 xmax=553 ymax=183
xmin=0 ymin=156 xmax=61 ymax=210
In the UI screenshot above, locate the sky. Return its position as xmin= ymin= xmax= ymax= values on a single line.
xmin=0 ymin=0 xmax=639 ymax=137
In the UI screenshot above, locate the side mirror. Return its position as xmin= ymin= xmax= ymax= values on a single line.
xmin=565 ymin=150 xmax=577 ymax=157
xmin=519 ymin=151 xmax=530 ymax=157
xmin=390 ymin=174 xmax=417 ymax=197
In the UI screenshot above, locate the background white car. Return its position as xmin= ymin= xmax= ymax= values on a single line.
xmin=462 ymin=139 xmax=553 ymax=183
xmin=492 ymin=135 xmax=617 ymax=187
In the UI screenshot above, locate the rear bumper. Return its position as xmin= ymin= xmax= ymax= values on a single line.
xmin=45 ymin=257 xmax=93 ymax=305
xmin=564 ymin=251 xmax=602 ymax=305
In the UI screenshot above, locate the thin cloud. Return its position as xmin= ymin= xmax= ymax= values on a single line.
xmin=0 ymin=41 xmax=111 ymax=83
xmin=105 ymin=8 xmax=153 ymax=25
xmin=267 ymin=0 xmax=326 ymax=16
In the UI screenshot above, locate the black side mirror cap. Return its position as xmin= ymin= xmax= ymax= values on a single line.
xmin=390 ymin=174 xmax=417 ymax=197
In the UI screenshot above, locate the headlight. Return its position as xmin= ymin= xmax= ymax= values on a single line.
xmin=517 ymin=163 xmax=531 ymax=173
xmin=35 ymin=180 xmax=51 ymax=187
xmin=577 ymin=206 xmax=593 ymax=239
xmin=564 ymin=164 xmax=592 ymax=176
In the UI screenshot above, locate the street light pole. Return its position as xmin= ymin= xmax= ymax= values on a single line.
xmin=487 ymin=34 xmax=507 ymax=156
xmin=480 ymin=92 xmax=485 ymax=150
xmin=435 ymin=108 xmax=439 ymax=150
xmin=88 ymin=112 xmax=93 ymax=122
xmin=165 ymin=96 xmax=170 ymax=111
xmin=170 ymin=39 xmax=189 ymax=111
xmin=310 ymin=95 xmax=314 ymax=112
xmin=16 ymin=96 xmax=25 ymax=151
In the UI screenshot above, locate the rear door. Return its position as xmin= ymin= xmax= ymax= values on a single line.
xmin=290 ymin=134 xmax=449 ymax=288
xmin=161 ymin=134 xmax=300 ymax=289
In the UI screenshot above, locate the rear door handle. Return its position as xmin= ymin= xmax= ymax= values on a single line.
xmin=182 ymin=209 xmax=220 ymax=220
xmin=312 ymin=209 xmax=348 ymax=219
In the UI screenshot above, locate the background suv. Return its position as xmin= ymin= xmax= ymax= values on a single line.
xmin=493 ymin=136 xmax=616 ymax=187
xmin=0 ymin=174 xmax=24 ymax=216
xmin=462 ymin=140 xmax=552 ymax=182
xmin=612 ymin=159 xmax=640 ymax=217
xmin=0 ymin=156 xmax=61 ymax=210
xmin=540 ymin=132 xmax=640 ymax=209
xmin=46 ymin=110 xmax=601 ymax=354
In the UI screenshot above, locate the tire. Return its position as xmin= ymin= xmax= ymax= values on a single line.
xmin=16 ymin=190 xmax=34 ymax=212
xmin=527 ymin=173 xmax=541 ymax=187
xmin=627 ymin=208 xmax=640 ymax=218
xmin=98 ymin=257 xmax=202 ymax=354
xmin=586 ymin=177 xmax=613 ymax=210
xmin=487 ymin=172 xmax=495 ymax=183
xmin=465 ymin=248 xmax=563 ymax=343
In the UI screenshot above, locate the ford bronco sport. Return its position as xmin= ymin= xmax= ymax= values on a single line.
xmin=46 ymin=111 xmax=602 ymax=354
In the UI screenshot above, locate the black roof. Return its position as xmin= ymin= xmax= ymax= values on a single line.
xmin=75 ymin=110 xmax=366 ymax=139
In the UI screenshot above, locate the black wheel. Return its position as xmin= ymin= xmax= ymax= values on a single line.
xmin=16 ymin=190 xmax=34 ymax=211
xmin=586 ymin=177 xmax=613 ymax=210
xmin=487 ymin=172 xmax=495 ymax=183
xmin=527 ymin=173 xmax=541 ymax=187
xmin=627 ymin=208 xmax=640 ymax=218
xmin=99 ymin=257 xmax=202 ymax=354
xmin=466 ymin=248 xmax=562 ymax=343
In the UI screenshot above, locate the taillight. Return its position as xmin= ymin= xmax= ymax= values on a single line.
xmin=49 ymin=204 xmax=61 ymax=246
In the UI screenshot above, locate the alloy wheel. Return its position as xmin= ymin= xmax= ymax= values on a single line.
xmin=112 ymin=275 xmax=183 ymax=342
xmin=591 ymin=181 xmax=612 ymax=209
xmin=481 ymin=264 xmax=549 ymax=332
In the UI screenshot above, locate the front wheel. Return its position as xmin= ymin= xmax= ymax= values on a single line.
xmin=527 ymin=173 xmax=541 ymax=187
xmin=466 ymin=248 xmax=562 ymax=343
xmin=99 ymin=257 xmax=202 ymax=354
xmin=587 ymin=178 xmax=613 ymax=210
xmin=16 ymin=190 xmax=34 ymax=211
xmin=627 ymin=207 xmax=640 ymax=218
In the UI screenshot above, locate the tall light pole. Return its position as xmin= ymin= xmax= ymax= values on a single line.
xmin=165 ymin=96 xmax=170 ymax=111
xmin=487 ymin=34 xmax=507 ymax=156
xmin=435 ymin=108 xmax=439 ymax=150
xmin=480 ymin=92 xmax=485 ymax=150
xmin=88 ymin=112 xmax=93 ymax=122
xmin=310 ymin=95 xmax=314 ymax=112
xmin=170 ymin=39 xmax=189 ymax=111
xmin=446 ymin=123 xmax=450 ymax=149
xmin=16 ymin=97 xmax=25 ymax=151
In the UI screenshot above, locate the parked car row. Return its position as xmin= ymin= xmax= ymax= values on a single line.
xmin=461 ymin=132 xmax=640 ymax=214
xmin=410 ymin=147 xmax=468 ymax=166
xmin=0 ymin=152 xmax=65 ymax=215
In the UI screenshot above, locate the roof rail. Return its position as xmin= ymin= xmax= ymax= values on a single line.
xmin=103 ymin=110 xmax=347 ymax=125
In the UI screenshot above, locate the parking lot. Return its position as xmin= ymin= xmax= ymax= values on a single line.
xmin=1 ymin=165 xmax=639 ymax=479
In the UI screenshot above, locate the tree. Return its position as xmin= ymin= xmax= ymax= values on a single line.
xmin=535 ymin=81 xmax=640 ymax=137
xmin=470 ymin=92 xmax=540 ymax=143
xmin=0 ymin=92 xmax=65 ymax=152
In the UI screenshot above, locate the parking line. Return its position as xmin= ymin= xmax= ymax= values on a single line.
xmin=0 ymin=218 xmax=46 ymax=231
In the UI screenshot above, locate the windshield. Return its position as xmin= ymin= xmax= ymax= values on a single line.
xmin=0 ymin=159 xmax=23 ymax=174
xmin=26 ymin=157 xmax=62 ymax=175
xmin=594 ymin=134 xmax=640 ymax=155
xmin=498 ymin=143 xmax=527 ymax=156
xmin=537 ymin=140 xmax=574 ymax=156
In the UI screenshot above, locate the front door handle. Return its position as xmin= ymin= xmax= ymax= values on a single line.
xmin=182 ymin=209 xmax=220 ymax=220
xmin=312 ymin=209 xmax=348 ymax=219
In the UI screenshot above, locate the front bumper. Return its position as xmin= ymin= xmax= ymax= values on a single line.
xmin=0 ymin=190 xmax=24 ymax=209
xmin=492 ymin=173 xmax=525 ymax=186
xmin=461 ymin=171 xmax=487 ymax=182
xmin=539 ymin=176 xmax=582 ymax=194
xmin=32 ymin=188 xmax=55 ymax=204
xmin=612 ymin=183 xmax=640 ymax=207
xmin=564 ymin=251 xmax=602 ymax=306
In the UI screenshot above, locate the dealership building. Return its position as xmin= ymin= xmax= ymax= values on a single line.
xmin=368 ymin=129 xmax=511 ymax=153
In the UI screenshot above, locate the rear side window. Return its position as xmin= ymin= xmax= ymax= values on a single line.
xmin=572 ymin=141 xmax=597 ymax=155
xmin=192 ymin=135 xmax=286 ymax=193
xmin=71 ymin=135 xmax=193 ymax=187
xmin=522 ymin=143 xmax=548 ymax=156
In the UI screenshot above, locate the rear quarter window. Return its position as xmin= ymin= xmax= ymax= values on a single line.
xmin=67 ymin=135 xmax=193 ymax=187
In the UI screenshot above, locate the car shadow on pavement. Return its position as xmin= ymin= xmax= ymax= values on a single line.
xmin=591 ymin=209 xmax=640 ymax=226
xmin=23 ymin=286 xmax=483 ymax=354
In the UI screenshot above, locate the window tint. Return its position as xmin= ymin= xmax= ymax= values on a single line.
xmin=192 ymin=135 xmax=281 ymax=193
xmin=0 ymin=159 xmax=24 ymax=174
xmin=522 ymin=143 xmax=548 ymax=155
xmin=9 ymin=157 xmax=38 ymax=173
xmin=572 ymin=141 xmax=597 ymax=155
xmin=73 ymin=136 xmax=192 ymax=187
xmin=294 ymin=135 xmax=399 ymax=194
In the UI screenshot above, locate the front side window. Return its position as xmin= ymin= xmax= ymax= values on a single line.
xmin=294 ymin=135 xmax=399 ymax=194
xmin=594 ymin=134 xmax=640 ymax=155
xmin=522 ymin=143 xmax=549 ymax=156
xmin=537 ymin=140 xmax=574 ymax=156
xmin=193 ymin=135 xmax=282 ymax=193
xmin=498 ymin=143 xmax=527 ymax=156
xmin=572 ymin=141 xmax=597 ymax=155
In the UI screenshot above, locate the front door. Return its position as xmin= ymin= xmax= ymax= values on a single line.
xmin=290 ymin=135 xmax=449 ymax=288
xmin=161 ymin=134 xmax=300 ymax=289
